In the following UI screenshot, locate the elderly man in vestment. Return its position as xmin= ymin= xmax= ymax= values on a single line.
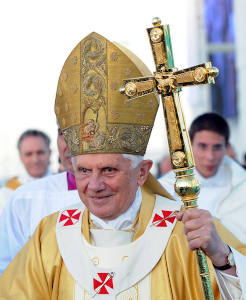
xmin=0 ymin=127 xmax=80 ymax=275
xmin=159 ymin=112 xmax=246 ymax=243
xmin=0 ymin=32 xmax=246 ymax=300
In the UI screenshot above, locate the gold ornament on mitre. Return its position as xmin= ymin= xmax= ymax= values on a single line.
xmin=55 ymin=32 xmax=159 ymax=157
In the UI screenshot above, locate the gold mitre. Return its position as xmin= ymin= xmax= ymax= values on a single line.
xmin=55 ymin=32 xmax=159 ymax=156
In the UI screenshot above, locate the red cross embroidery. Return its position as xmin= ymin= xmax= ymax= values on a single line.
xmin=59 ymin=209 xmax=81 ymax=226
xmin=152 ymin=210 xmax=177 ymax=227
xmin=93 ymin=273 xmax=114 ymax=294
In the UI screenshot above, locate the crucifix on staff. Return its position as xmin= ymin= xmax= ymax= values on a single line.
xmin=121 ymin=17 xmax=219 ymax=300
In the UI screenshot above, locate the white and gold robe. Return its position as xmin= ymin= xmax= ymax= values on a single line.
xmin=0 ymin=180 xmax=246 ymax=299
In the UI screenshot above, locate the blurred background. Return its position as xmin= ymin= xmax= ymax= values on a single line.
xmin=0 ymin=0 xmax=245 ymax=184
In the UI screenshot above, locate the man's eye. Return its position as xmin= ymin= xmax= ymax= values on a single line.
xmin=198 ymin=144 xmax=206 ymax=150
xmin=79 ymin=168 xmax=88 ymax=173
xmin=214 ymin=145 xmax=223 ymax=150
xmin=104 ymin=167 xmax=115 ymax=173
xmin=37 ymin=151 xmax=45 ymax=155
xmin=24 ymin=152 xmax=32 ymax=157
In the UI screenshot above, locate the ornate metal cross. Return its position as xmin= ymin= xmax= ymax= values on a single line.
xmin=122 ymin=18 xmax=218 ymax=175
xmin=121 ymin=17 xmax=219 ymax=300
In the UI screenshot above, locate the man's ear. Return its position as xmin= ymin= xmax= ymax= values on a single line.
xmin=137 ymin=160 xmax=153 ymax=186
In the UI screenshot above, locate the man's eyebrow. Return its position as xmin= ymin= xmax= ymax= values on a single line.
xmin=197 ymin=142 xmax=224 ymax=147
xmin=197 ymin=142 xmax=207 ymax=146
xmin=23 ymin=151 xmax=32 ymax=155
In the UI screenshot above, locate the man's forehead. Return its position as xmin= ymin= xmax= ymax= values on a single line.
xmin=74 ymin=153 xmax=127 ymax=164
xmin=21 ymin=135 xmax=46 ymax=146
xmin=193 ymin=130 xmax=226 ymax=144
xmin=19 ymin=137 xmax=48 ymax=153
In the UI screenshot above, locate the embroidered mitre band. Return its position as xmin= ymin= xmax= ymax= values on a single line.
xmin=55 ymin=32 xmax=159 ymax=156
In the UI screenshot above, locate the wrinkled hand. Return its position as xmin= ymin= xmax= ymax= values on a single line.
xmin=176 ymin=209 xmax=230 ymax=268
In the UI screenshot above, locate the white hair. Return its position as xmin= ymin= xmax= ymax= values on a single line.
xmin=71 ymin=157 xmax=75 ymax=169
xmin=122 ymin=154 xmax=144 ymax=169
xmin=71 ymin=154 xmax=143 ymax=169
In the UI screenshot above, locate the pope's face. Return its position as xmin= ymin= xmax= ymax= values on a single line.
xmin=73 ymin=154 xmax=152 ymax=220
xmin=192 ymin=130 xmax=227 ymax=178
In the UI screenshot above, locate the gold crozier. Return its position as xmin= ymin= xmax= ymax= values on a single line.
xmin=121 ymin=18 xmax=219 ymax=300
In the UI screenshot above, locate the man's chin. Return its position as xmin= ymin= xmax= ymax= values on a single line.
xmin=202 ymin=168 xmax=217 ymax=178
xmin=89 ymin=206 xmax=118 ymax=221
xmin=30 ymin=172 xmax=45 ymax=178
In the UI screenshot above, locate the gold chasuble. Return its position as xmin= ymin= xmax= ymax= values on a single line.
xmin=0 ymin=182 xmax=245 ymax=299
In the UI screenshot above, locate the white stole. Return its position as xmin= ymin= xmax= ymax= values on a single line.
xmin=56 ymin=196 xmax=182 ymax=299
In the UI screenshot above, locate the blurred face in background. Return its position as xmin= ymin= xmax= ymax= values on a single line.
xmin=57 ymin=128 xmax=74 ymax=174
xmin=19 ymin=136 xmax=51 ymax=178
xmin=191 ymin=130 xmax=227 ymax=178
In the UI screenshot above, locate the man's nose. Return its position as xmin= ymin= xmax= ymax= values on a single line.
xmin=32 ymin=153 xmax=40 ymax=163
xmin=88 ymin=173 xmax=105 ymax=192
xmin=205 ymin=148 xmax=215 ymax=161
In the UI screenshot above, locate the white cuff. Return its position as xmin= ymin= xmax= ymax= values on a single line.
xmin=214 ymin=268 xmax=242 ymax=300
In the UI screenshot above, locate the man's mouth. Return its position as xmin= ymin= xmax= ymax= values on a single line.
xmin=89 ymin=195 xmax=112 ymax=202
xmin=91 ymin=195 xmax=111 ymax=199
xmin=33 ymin=164 xmax=42 ymax=168
xmin=206 ymin=165 xmax=215 ymax=171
